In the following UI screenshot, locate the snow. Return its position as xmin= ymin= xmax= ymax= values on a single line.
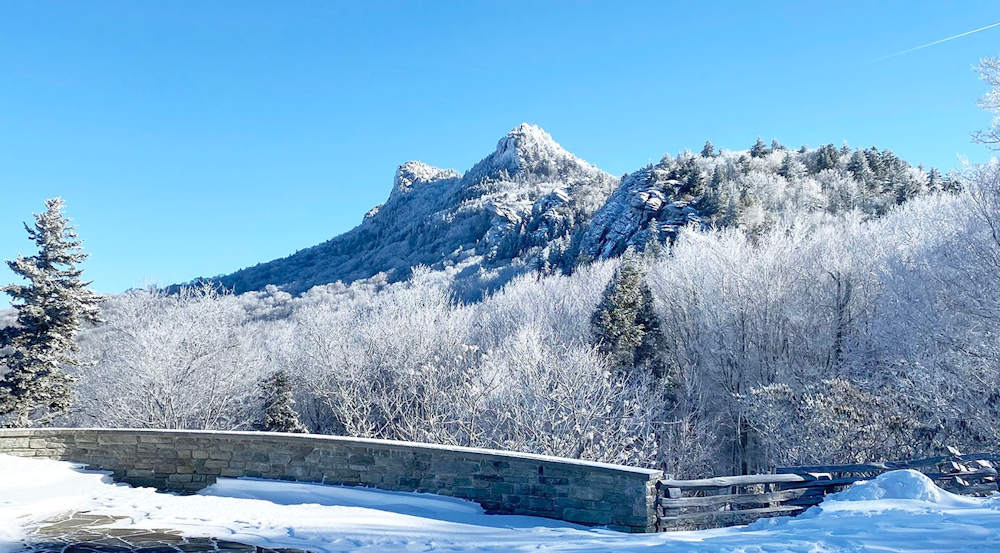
xmin=830 ymin=468 xmax=963 ymax=503
xmin=3 ymin=454 xmax=1000 ymax=553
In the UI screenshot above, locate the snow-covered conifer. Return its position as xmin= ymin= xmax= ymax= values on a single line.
xmin=0 ymin=198 xmax=101 ymax=427
xmin=254 ymin=370 xmax=308 ymax=433
xmin=591 ymin=252 xmax=664 ymax=375
xmin=750 ymin=137 xmax=768 ymax=158
xmin=847 ymin=149 xmax=875 ymax=188
xmin=814 ymin=144 xmax=840 ymax=171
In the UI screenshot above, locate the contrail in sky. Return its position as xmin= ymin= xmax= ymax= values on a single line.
xmin=876 ymin=20 xmax=1000 ymax=61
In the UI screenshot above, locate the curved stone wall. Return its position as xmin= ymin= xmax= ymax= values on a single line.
xmin=0 ymin=428 xmax=661 ymax=532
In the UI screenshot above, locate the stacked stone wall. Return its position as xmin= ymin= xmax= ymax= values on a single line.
xmin=0 ymin=428 xmax=661 ymax=532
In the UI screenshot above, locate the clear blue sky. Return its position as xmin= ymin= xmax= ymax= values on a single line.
xmin=1 ymin=1 xmax=998 ymax=303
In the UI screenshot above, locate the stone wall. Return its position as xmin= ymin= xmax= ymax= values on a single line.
xmin=0 ymin=428 xmax=661 ymax=532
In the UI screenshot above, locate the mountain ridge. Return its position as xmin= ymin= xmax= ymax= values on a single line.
xmin=187 ymin=125 xmax=951 ymax=299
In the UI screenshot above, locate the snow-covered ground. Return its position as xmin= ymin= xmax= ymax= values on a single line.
xmin=2 ymin=454 xmax=999 ymax=553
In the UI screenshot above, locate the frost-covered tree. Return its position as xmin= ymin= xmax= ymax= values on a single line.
xmin=74 ymin=285 xmax=265 ymax=429
xmin=591 ymin=253 xmax=664 ymax=375
xmin=254 ymin=370 xmax=307 ymax=433
xmin=750 ymin=137 xmax=768 ymax=158
xmin=814 ymin=144 xmax=840 ymax=171
xmin=847 ymin=149 xmax=875 ymax=188
xmin=0 ymin=198 xmax=101 ymax=427
xmin=974 ymin=56 xmax=1000 ymax=148
xmin=700 ymin=140 xmax=716 ymax=157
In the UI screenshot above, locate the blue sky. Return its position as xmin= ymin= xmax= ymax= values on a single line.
xmin=1 ymin=1 xmax=998 ymax=302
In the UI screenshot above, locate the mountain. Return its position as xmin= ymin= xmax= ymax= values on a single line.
xmin=189 ymin=126 xmax=951 ymax=299
xmin=204 ymin=124 xmax=618 ymax=299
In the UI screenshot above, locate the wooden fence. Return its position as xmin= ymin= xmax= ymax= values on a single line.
xmin=655 ymin=451 xmax=1000 ymax=531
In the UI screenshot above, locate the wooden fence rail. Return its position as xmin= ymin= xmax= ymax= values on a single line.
xmin=655 ymin=451 xmax=999 ymax=531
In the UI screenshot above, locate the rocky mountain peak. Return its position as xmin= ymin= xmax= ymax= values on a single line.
xmin=466 ymin=123 xmax=598 ymax=181
xmin=391 ymin=161 xmax=460 ymax=197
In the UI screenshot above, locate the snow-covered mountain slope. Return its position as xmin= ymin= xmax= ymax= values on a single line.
xmin=190 ymin=127 xmax=950 ymax=299
xmin=203 ymin=124 xmax=618 ymax=298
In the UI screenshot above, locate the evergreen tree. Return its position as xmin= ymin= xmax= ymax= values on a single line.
xmin=710 ymin=165 xmax=726 ymax=188
xmin=893 ymin=171 xmax=925 ymax=205
xmin=643 ymin=219 xmax=665 ymax=258
xmin=736 ymin=155 xmax=751 ymax=174
xmin=701 ymin=140 xmax=716 ymax=157
xmin=634 ymin=280 xmax=666 ymax=377
xmin=847 ymin=150 xmax=875 ymax=188
xmin=591 ymin=252 xmax=665 ymax=376
xmin=770 ymin=139 xmax=785 ymax=151
xmin=254 ymin=370 xmax=308 ymax=433
xmin=0 ymin=198 xmax=101 ymax=427
xmin=778 ymin=154 xmax=807 ymax=181
xmin=864 ymin=147 xmax=886 ymax=179
xmin=927 ymin=167 xmax=942 ymax=191
xmin=750 ymin=137 xmax=769 ymax=158
xmin=815 ymin=144 xmax=840 ymax=171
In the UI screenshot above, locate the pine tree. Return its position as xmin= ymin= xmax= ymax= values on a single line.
xmin=864 ymin=147 xmax=886 ymax=178
xmin=750 ymin=137 xmax=769 ymax=158
xmin=634 ymin=280 xmax=666 ymax=377
xmin=643 ymin=219 xmax=665 ymax=258
xmin=254 ymin=370 xmax=308 ymax=433
xmin=0 ymin=198 xmax=101 ymax=427
xmin=591 ymin=252 xmax=665 ymax=376
xmin=815 ymin=144 xmax=840 ymax=171
xmin=928 ymin=167 xmax=942 ymax=191
xmin=701 ymin=140 xmax=716 ymax=157
xmin=770 ymin=139 xmax=785 ymax=151
xmin=846 ymin=150 xmax=875 ymax=188
xmin=778 ymin=154 xmax=806 ymax=181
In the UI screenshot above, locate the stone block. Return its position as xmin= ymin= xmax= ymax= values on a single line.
xmin=97 ymin=434 xmax=137 ymax=445
xmin=139 ymin=435 xmax=173 ymax=444
xmin=561 ymin=508 xmax=613 ymax=525
xmin=208 ymin=450 xmax=232 ymax=461
xmin=569 ymin=486 xmax=605 ymax=501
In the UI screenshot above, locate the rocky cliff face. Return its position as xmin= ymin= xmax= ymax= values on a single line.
xmin=578 ymin=165 xmax=701 ymax=260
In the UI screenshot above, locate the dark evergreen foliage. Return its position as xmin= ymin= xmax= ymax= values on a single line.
xmin=591 ymin=252 xmax=665 ymax=377
xmin=254 ymin=370 xmax=308 ymax=433
xmin=0 ymin=198 xmax=102 ymax=427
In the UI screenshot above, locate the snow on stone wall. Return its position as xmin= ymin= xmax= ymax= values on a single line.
xmin=0 ymin=428 xmax=661 ymax=533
